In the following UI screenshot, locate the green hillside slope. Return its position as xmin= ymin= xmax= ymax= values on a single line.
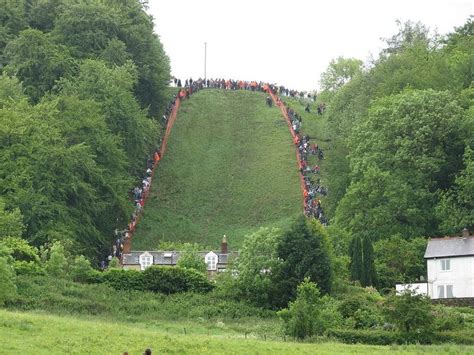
xmin=133 ymin=89 xmax=302 ymax=249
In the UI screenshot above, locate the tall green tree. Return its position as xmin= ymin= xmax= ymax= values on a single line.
xmin=437 ymin=146 xmax=474 ymax=233
xmin=319 ymin=56 xmax=363 ymax=92
xmin=0 ymin=199 xmax=25 ymax=239
xmin=336 ymin=89 xmax=466 ymax=239
xmin=349 ymin=236 xmax=363 ymax=283
xmin=361 ymin=236 xmax=377 ymax=287
xmin=235 ymin=227 xmax=283 ymax=309
xmin=274 ymin=216 xmax=332 ymax=308
xmin=4 ymin=29 xmax=75 ymax=102
xmin=349 ymin=235 xmax=377 ymax=287
xmin=374 ymin=235 xmax=427 ymax=290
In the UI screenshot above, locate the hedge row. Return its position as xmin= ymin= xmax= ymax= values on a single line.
xmin=88 ymin=266 xmax=213 ymax=294
xmin=326 ymin=329 xmax=474 ymax=345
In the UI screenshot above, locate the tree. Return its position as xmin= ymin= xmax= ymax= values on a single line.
xmin=58 ymin=59 xmax=159 ymax=174
xmin=374 ymin=235 xmax=427 ymax=290
xmin=437 ymin=146 xmax=474 ymax=233
xmin=177 ymin=245 xmax=207 ymax=274
xmin=336 ymin=90 xmax=466 ymax=240
xmin=0 ymin=74 xmax=25 ymax=107
xmin=384 ymin=289 xmax=434 ymax=340
xmin=0 ymin=199 xmax=25 ymax=239
xmin=0 ymin=254 xmax=17 ymax=305
xmin=52 ymin=2 xmax=121 ymax=58
xmin=0 ymin=236 xmax=43 ymax=275
xmin=322 ymin=18 xmax=473 ymax=227
xmin=70 ymin=255 xmax=93 ymax=283
xmin=4 ymin=29 xmax=75 ymax=102
xmin=381 ymin=20 xmax=432 ymax=56
xmin=361 ymin=236 xmax=377 ymax=287
xmin=274 ymin=216 xmax=332 ymax=308
xmin=45 ymin=241 xmax=68 ymax=278
xmin=349 ymin=235 xmax=377 ymax=287
xmin=278 ymin=279 xmax=322 ymax=339
xmin=235 ymin=227 xmax=283 ymax=308
xmin=319 ymin=57 xmax=363 ymax=92
xmin=349 ymin=236 xmax=363 ymax=283
xmin=100 ymin=39 xmax=130 ymax=67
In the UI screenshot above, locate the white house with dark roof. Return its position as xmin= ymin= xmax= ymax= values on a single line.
xmin=424 ymin=228 xmax=474 ymax=299
xmin=396 ymin=228 xmax=474 ymax=299
xmin=121 ymin=236 xmax=237 ymax=277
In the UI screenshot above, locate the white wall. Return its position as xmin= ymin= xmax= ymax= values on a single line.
xmin=396 ymin=283 xmax=428 ymax=296
xmin=427 ymin=256 xmax=474 ymax=299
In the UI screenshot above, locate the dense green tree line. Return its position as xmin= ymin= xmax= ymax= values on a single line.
xmin=0 ymin=0 xmax=170 ymax=259
xmin=228 ymin=217 xmax=333 ymax=309
xmin=318 ymin=19 xmax=473 ymax=286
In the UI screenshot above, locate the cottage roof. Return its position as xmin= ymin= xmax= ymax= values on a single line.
xmin=424 ymin=236 xmax=474 ymax=259
xmin=122 ymin=250 xmax=238 ymax=266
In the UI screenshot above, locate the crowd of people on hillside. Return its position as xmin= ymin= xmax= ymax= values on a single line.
xmin=106 ymin=78 xmax=328 ymax=265
xmin=270 ymin=92 xmax=328 ymax=225
xmin=105 ymin=93 xmax=184 ymax=266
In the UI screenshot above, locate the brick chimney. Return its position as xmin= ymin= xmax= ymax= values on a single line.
xmin=221 ymin=235 xmax=228 ymax=254
xmin=462 ymin=228 xmax=470 ymax=238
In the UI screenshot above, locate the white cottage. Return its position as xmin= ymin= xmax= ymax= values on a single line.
xmin=424 ymin=229 xmax=474 ymax=299
xmin=121 ymin=236 xmax=238 ymax=278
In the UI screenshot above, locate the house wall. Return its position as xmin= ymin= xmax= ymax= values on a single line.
xmin=427 ymin=256 xmax=474 ymax=299
xmin=395 ymin=283 xmax=428 ymax=296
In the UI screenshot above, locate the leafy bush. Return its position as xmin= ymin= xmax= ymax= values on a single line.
xmin=101 ymin=269 xmax=144 ymax=291
xmin=176 ymin=251 xmax=207 ymax=274
xmin=337 ymin=285 xmax=384 ymax=329
xmin=326 ymin=328 xmax=474 ymax=345
xmin=278 ymin=279 xmax=341 ymax=339
xmin=0 ymin=237 xmax=43 ymax=275
xmin=326 ymin=329 xmax=401 ymax=345
xmin=143 ymin=266 xmax=213 ymax=294
xmin=352 ymin=306 xmax=384 ymax=329
xmin=108 ymin=257 xmax=120 ymax=268
xmin=44 ymin=242 xmax=68 ymax=278
xmin=10 ymin=260 xmax=44 ymax=276
xmin=435 ymin=331 xmax=474 ymax=345
xmin=11 ymin=275 xmax=275 ymax=326
xmin=70 ymin=255 xmax=94 ymax=283
xmin=384 ymin=289 xmax=434 ymax=336
xmin=99 ymin=266 xmax=213 ymax=294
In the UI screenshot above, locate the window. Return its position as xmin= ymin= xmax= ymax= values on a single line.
xmin=446 ymin=285 xmax=454 ymax=298
xmin=205 ymin=252 xmax=217 ymax=271
xmin=437 ymin=285 xmax=454 ymax=298
xmin=139 ymin=252 xmax=153 ymax=271
xmin=437 ymin=285 xmax=445 ymax=298
xmin=440 ymin=259 xmax=451 ymax=271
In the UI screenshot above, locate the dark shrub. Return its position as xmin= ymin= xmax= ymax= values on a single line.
xmin=143 ymin=266 xmax=213 ymax=294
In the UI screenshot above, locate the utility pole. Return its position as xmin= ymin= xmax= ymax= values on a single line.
xmin=204 ymin=42 xmax=207 ymax=80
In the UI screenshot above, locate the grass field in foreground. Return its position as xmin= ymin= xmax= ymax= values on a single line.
xmin=133 ymin=89 xmax=302 ymax=249
xmin=2 ymin=310 xmax=473 ymax=354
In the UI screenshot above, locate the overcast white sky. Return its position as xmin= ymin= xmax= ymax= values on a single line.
xmin=148 ymin=0 xmax=472 ymax=91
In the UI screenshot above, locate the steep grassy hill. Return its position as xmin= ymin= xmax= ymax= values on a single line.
xmin=133 ymin=89 xmax=302 ymax=249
